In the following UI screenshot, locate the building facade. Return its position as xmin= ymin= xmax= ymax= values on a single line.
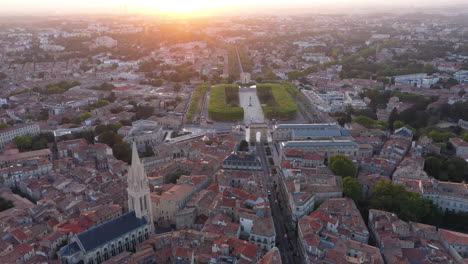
xmin=0 ymin=123 xmax=40 ymax=148
xmin=280 ymin=140 xmax=359 ymax=157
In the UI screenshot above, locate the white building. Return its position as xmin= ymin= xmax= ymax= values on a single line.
xmin=393 ymin=73 xmax=439 ymax=88
xmin=422 ymin=180 xmax=468 ymax=213
xmin=0 ymin=123 xmax=40 ymax=148
xmin=118 ymin=120 xmax=164 ymax=151
xmin=40 ymin=44 xmax=65 ymax=52
xmin=449 ymin=137 xmax=468 ymax=158
xmin=454 ymin=70 xmax=468 ymax=84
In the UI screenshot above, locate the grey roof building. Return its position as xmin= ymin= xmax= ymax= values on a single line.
xmin=58 ymin=212 xmax=150 ymax=264
xmin=273 ymin=123 xmax=351 ymax=141
xmin=280 ymin=139 xmax=359 ymax=157
xmin=222 ymin=153 xmax=262 ymax=171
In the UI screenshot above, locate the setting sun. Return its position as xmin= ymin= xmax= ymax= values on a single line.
xmin=130 ymin=0 xmax=227 ymax=17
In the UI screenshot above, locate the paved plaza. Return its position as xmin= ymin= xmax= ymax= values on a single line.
xmin=239 ymin=87 xmax=265 ymax=124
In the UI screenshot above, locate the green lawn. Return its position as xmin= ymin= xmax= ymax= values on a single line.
xmin=256 ymin=83 xmax=298 ymax=120
xmin=208 ymin=85 xmax=244 ymax=121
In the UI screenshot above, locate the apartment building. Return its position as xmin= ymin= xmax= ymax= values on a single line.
xmin=0 ymin=123 xmax=40 ymax=148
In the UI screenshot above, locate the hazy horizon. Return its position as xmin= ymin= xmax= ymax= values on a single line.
xmin=2 ymin=0 xmax=468 ymax=17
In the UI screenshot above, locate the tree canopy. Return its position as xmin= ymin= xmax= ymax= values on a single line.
xmin=343 ymin=176 xmax=363 ymax=202
xmin=369 ymin=180 xmax=440 ymax=223
xmin=354 ymin=115 xmax=388 ymax=130
xmin=13 ymin=136 xmax=32 ymax=152
xmin=0 ymin=197 xmax=13 ymax=212
xmin=329 ymin=154 xmax=357 ymax=178
xmin=424 ymin=153 xmax=468 ymax=183
xmin=112 ymin=142 xmax=132 ymax=164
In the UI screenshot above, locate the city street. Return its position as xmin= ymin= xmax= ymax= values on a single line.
xmin=256 ymin=142 xmax=303 ymax=264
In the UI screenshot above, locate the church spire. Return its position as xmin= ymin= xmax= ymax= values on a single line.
xmin=131 ymin=142 xmax=141 ymax=166
xmin=127 ymin=142 xmax=154 ymax=231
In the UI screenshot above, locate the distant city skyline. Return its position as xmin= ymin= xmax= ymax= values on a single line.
xmin=2 ymin=0 xmax=468 ymax=17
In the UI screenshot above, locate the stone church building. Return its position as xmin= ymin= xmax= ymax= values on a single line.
xmin=58 ymin=143 xmax=154 ymax=264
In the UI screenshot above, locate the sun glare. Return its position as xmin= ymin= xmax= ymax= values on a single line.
xmin=132 ymin=0 xmax=224 ymax=17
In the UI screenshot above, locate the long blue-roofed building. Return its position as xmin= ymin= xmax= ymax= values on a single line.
xmin=280 ymin=139 xmax=359 ymax=157
xmin=273 ymin=123 xmax=358 ymax=157
xmin=273 ymin=123 xmax=351 ymax=141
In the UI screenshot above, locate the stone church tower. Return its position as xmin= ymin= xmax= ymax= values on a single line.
xmin=127 ymin=142 xmax=154 ymax=232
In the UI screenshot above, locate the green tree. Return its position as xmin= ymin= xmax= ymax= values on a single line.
xmin=369 ymin=180 xmax=438 ymax=222
xmin=354 ymin=115 xmax=387 ymax=130
xmin=0 ymin=123 xmax=10 ymax=129
xmin=462 ymin=133 xmax=468 ymax=142
xmin=343 ymin=176 xmax=363 ymax=202
xmin=0 ymin=197 xmax=13 ymax=212
xmin=31 ymin=138 xmax=48 ymax=150
xmin=75 ymin=112 xmax=92 ymax=124
xmin=428 ymin=130 xmax=454 ymax=143
xmin=174 ymin=83 xmax=181 ymax=93
xmin=94 ymin=124 xmax=108 ymax=135
xmin=98 ymin=131 xmax=117 ymax=146
xmin=168 ymin=172 xmax=184 ymax=184
xmin=424 ymin=156 xmax=443 ymax=178
xmin=108 ymin=123 xmax=123 ymax=133
xmin=142 ymin=144 xmax=154 ymax=157
xmin=13 ymin=136 xmax=32 ymax=152
xmin=112 ymin=142 xmax=132 ymax=164
xmin=38 ymin=109 xmax=49 ymax=121
xmin=370 ymin=180 xmax=409 ymax=216
xmin=94 ymin=99 xmax=109 ymax=108
xmin=329 ymin=154 xmax=356 ymax=178
xmin=446 ymin=157 xmax=468 ymax=183
xmin=134 ymin=106 xmax=154 ymax=120
xmin=445 ymin=78 xmax=459 ymax=88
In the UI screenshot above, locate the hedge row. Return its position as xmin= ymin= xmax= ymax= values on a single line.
xmin=186 ymin=83 xmax=210 ymax=121
xmin=238 ymin=45 xmax=253 ymax=73
xmin=228 ymin=46 xmax=241 ymax=78
xmin=283 ymin=81 xmax=308 ymax=104
xmin=208 ymin=85 xmax=244 ymax=121
xmin=257 ymin=83 xmax=298 ymax=120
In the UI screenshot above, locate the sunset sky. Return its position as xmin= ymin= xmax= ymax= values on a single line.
xmin=1 ymin=0 xmax=466 ymax=17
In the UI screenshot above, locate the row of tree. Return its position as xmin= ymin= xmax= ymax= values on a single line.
xmin=13 ymin=133 xmax=54 ymax=152
xmin=331 ymin=154 xmax=468 ymax=232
